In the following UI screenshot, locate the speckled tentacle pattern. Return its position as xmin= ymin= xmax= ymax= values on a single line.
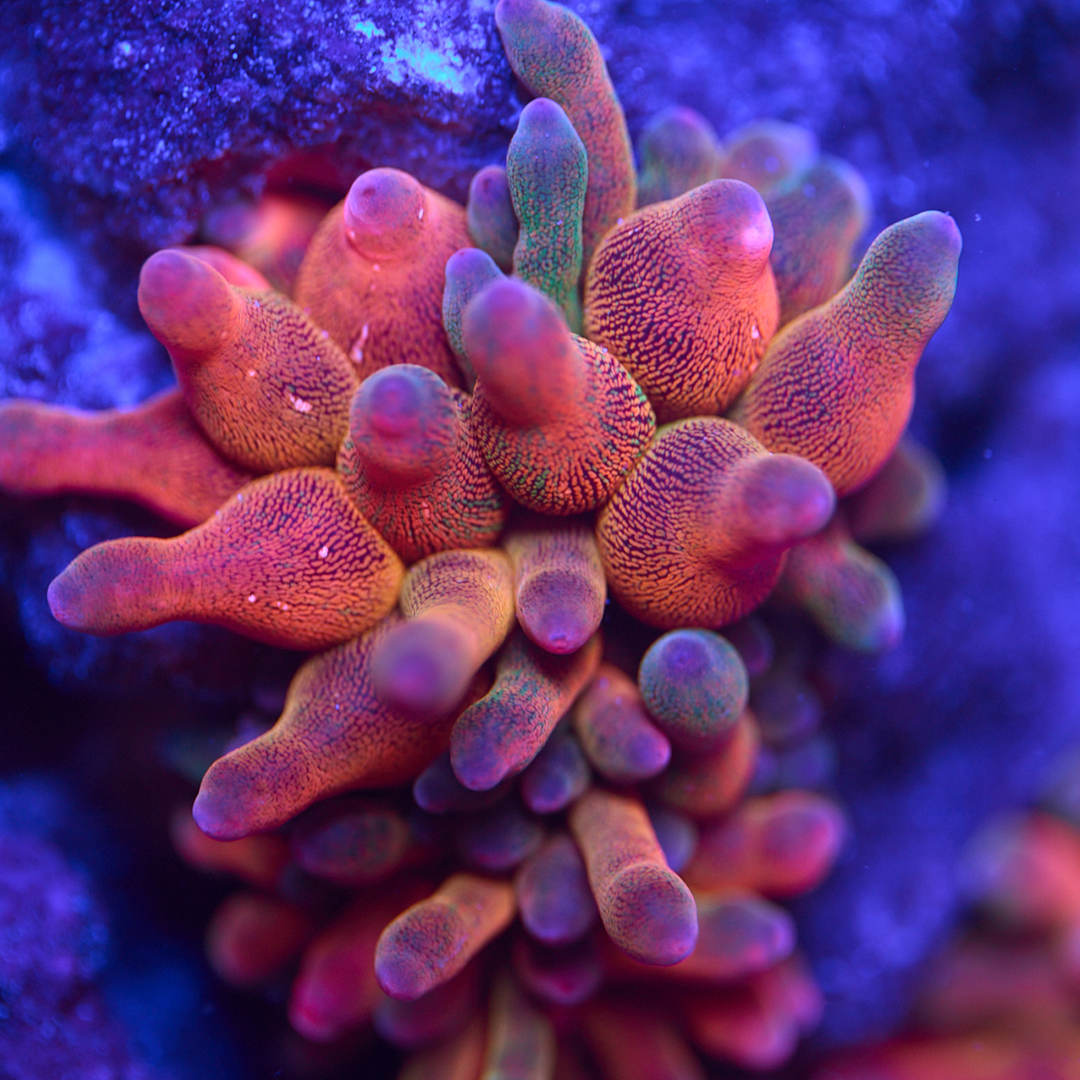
xmin=609 ymin=891 xmax=795 ymax=983
xmin=139 ymin=249 xmax=358 ymax=473
xmin=733 ymin=211 xmax=962 ymax=496
xmin=507 ymin=96 xmax=587 ymax=331
xmin=638 ymin=628 xmax=749 ymax=751
xmin=0 ymin=389 xmax=252 ymax=528
xmin=193 ymin=614 xmax=453 ymax=840
xmin=294 ymin=168 xmax=471 ymax=388
xmin=371 ymin=548 xmax=515 ymax=717
xmin=596 ymin=417 xmax=834 ymax=628
xmin=375 ymin=873 xmax=516 ymax=1000
xmin=570 ymin=787 xmax=698 ymax=965
xmin=495 ymin=0 xmax=635 ymax=271
xmin=504 ymin=512 xmax=606 ymax=655
xmin=337 ymin=365 xmax=509 ymax=562
xmin=47 ymin=468 xmax=403 ymax=649
xmin=465 ymin=278 xmax=655 ymax=514
xmin=451 ymin=628 xmax=601 ymax=791
xmin=572 ymin=663 xmax=671 ymax=783
xmin=584 ymin=180 xmax=779 ymax=422
xmin=0 ymin=0 xmax=971 ymax=1066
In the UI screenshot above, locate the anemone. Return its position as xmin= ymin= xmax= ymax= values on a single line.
xmin=0 ymin=0 xmax=959 ymax=1074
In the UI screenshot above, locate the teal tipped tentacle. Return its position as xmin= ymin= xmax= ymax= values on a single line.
xmin=507 ymin=96 xmax=588 ymax=331
xmin=496 ymin=0 xmax=636 ymax=271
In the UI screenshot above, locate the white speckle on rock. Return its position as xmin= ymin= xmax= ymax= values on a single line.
xmin=353 ymin=18 xmax=385 ymax=39
xmin=378 ymin=35 xmax=478 ymax=95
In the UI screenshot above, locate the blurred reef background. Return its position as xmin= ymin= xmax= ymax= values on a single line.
xmin=0 ymin=0 xmax=1079 ymax=1075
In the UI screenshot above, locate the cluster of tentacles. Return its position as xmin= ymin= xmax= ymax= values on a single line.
xmin=0 ymin=0 xmax=960 ymax=1075
xmin=820 ymin=751 xmax=1080 ymax=1080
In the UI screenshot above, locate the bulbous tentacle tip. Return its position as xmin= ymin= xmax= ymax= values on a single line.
xmin=734 ymin=454 xmax=836 ymax=548
xmin=691 ymin=180 xmax=775 ymax=267
xmin=713 ymin=895 xmax=797 ymax=971
xmin=191 ymin=780 xmax=250 ymax=843
xmin=573 ymin=666 xmax=673 ymax=783
xmin=344 ymin=167 xmax=427 ymax=259
xmin=636 ymin=106 xmax=722 ymax=206
xmin=641 ymin=105 xmax=719 ymax=153
xmin=908 ymin=209 xmax=963 ymax=261
xmin=869 ymin=211 xmax=962 ymax=304
xmin=371 ymin=618 xmax=473 ymax=717
xmin=348 ymin=364 xmax=459 ymax=482
xmin=374 ymin=943 xmax=434 ymax=1003
xmin=494 ymin=0 xmax=540 ymax=32
xmin=444 ymin=247 xmax=506 ymax=378
xmin=770 ymin=800 xmax=848 ymax=877
xmin=628 ymin=732 xmax=672 ymax=779
xmin=463 ymin=277 xmax=579 ymax=426
xmin=463 ymin=276 xmax=567 ymax=374
xmin=860 ymin=587 xmax=906 ymax=654
xmin=357 ymin=366 xmax=448 ymax=439
xmin=46 ymin=549 xmax=144 ymax=636
xmin=517 ymin=571 xmax=600 ymax=655
xmin=520 ymin=608 xmax=593 ymax=655
xmin=449 ymin=730 xmax=506 ymax=794
xmin=45 ymin=570 xmax=84 ymax=631
xmin=445 ymin=246 xmax=500 ymax=283
xmin=467 ymin=166 xmax=510 ymax=203
xmin=608 ymin=862 xmax=699 ymax=965
xmin=138 ymin=248 xmax=238 ymax=357
xmin=784 ymin=523 xmax=906 ymax=653
xmin=720 ymin=120 xmax=819 ymax=196
xmin=639 ymin=629 xmax=748 ymax=752
xmin=518 ymin=95 xmax=573 ymax=133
